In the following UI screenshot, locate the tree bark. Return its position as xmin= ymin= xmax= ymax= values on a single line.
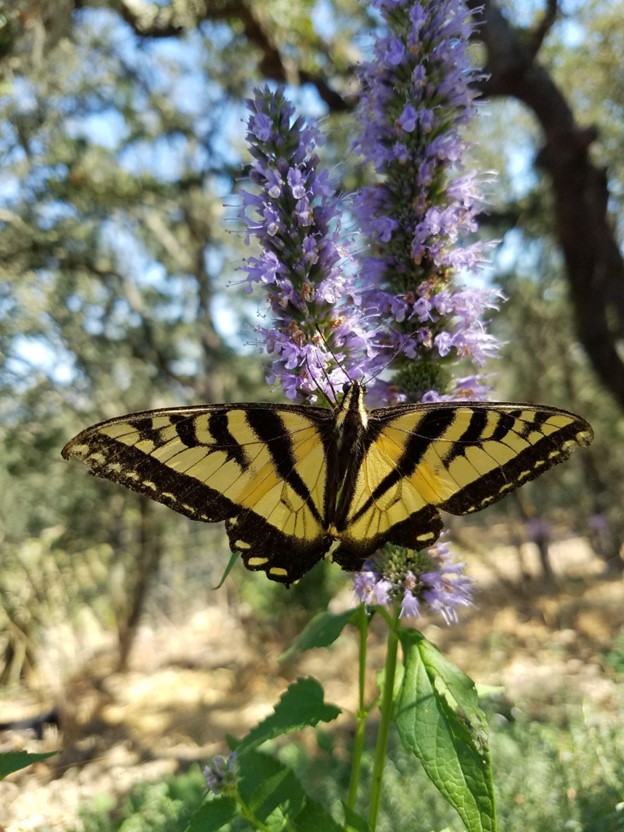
xmin=467 ymin=0 xmax=624 ymax=409
xmin=116 ymin=497 xmax=163 ymax=672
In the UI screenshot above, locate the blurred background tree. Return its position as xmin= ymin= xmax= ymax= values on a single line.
xmin=0 ymin=0 xmax=621 ymax=683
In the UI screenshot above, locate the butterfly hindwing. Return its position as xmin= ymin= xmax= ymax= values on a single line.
xmin=61 ymin=403 xmax=335 ymax=583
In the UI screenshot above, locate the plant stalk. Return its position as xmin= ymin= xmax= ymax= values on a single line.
xmin=367 ymin=610 xmax=400 ymax=831
xmin=346 ymin=605 xmax=370 ymax=813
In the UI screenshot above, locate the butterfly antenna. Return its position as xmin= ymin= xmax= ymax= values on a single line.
xmin=313 ymin=324 xmax=353 ymax=386
xmin=303 ymin=354 xmax=336 ymax=406
xmin=360 ymin=331 xmax=404 ymax=388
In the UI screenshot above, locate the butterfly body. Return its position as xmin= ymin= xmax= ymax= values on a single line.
xmin=62 ymin=382 xmax=593 ymax=584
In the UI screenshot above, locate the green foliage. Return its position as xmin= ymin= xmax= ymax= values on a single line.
xmin=236 ymin=677 xmax=341 ymax=755
xmin=183 ymin=616 xmax=497 ymax=831
xmin=604 ymin=626 xmax=624 ymax=677
xmin=77 ymin=767 xmax=207 ymax=832
xmin=488 ymin=706 xmax=624 ymax=832
xmin=193 ymin=743 xmax=346 ymax=831
xmin=186 ymin=796 xmax=237 ymax=832
xmin=0 ymin=750 xmax=58 ymax=780
xmin=281 ymin=607 xmax=358 ymax=660
xmin=396 ymin=631 xmax=495 ymax=832
xmin=73 ymin=701 xmax=624 ymax=832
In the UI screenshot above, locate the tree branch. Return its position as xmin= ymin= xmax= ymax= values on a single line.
xmin=468 ymin=0 xmax=624 ymax=409
xmin=528 ymin=0 xmax=559 ymax=57
xmin=87 ymin=0 xmax=349 ymax=109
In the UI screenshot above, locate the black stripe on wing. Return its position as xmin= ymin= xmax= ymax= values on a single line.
xmin=346 ymin=408 xmax=457 ymax=525
xmin=205 ymin=410 xmax=250 ymax=469
xmin=64 ymin=429 xmax=241 ymax=523
xmin=439 ymin=416 xmax=591 ymax=515
xmin=245 ymin=409 xmax=324 ymax=525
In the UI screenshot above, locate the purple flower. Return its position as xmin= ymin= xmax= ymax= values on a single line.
xmin=378 ymin=216 xmax=400 ymax=243
xmin=385 ymin=37 xmax=406 ymax=65
xmin=400 ymin=584 xmax=421 ymax=618
xmin=419 ymin=541 xmax=474 ymax=624
xmin=434 ymin=331 xmax=453 ymax=357
xmin=354 ymin=567 xmax=393 ymax=607
xmin=398 ymin=104 xmax=419 ymax=133
xmin=240 ymin=87 xmax=381 ymax=400
xmin=354 ymin=0 xmax=500 ymax=402
xmin=352 ymin=539 xmax=474 ymax=625
xmin=204 ymin=752 xmax=238 ymax=796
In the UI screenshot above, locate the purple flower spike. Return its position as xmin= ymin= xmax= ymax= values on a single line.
xmin=240 ymin=87 xmax=381 ymax=401
xmin=354 ymin=0 xmax=500 ymax=402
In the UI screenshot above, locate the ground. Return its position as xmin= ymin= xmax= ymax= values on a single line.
xmin=1 ymin=535 xmax=622 ymax=831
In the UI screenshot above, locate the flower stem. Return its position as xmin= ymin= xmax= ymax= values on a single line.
xmin=346 ymin=605 xmax=370 ymax=814
xmin=367 ymin=608 xmax=400 ymax=831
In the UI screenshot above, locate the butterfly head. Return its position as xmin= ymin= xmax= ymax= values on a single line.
xmin=337 ymin=380 xmax=368 ymax=429
xmin=341 ymin=379 xmax=366 ymax=396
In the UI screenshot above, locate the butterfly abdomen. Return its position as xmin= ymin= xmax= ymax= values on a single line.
xmin=332 ymin=383 xmax=369 ymax=517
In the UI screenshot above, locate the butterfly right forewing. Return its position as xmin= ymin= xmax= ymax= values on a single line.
xmin=330 ymin=399 xmax=593 ymax=570
xmin=374 ymin=402 xmax=593 ymax=516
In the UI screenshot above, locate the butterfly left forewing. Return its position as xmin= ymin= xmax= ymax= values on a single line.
xmin=62 ymin=403 xmax=334 ymax=583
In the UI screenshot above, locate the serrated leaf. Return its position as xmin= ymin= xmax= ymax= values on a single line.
xmin=239 ymin=750 xmax=305 ymax=822
xmin=184 ymin=795 xmax=237 ymax=832
xmin=293 ymin=797 xmax=343 ymax=832
xmin=281 ymin=608 xmax=357 ymax=660
xmin=237 ymin=677 xmax=341 ymax=754
xmin=395 ymin=631 xmax=496 ymax=832
xmin=0 ymin=751 xmax=58 ymax=779
xmin=263 ymin=806 xmax=289 ymax=832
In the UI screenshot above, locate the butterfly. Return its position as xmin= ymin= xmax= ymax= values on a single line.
xmin=62 ymin=382 xmax=593 ymax=584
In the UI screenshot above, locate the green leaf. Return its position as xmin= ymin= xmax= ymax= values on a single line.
xmin=395 ymin=631 xmax=496 ymax=832
xmin=248 ymin=766 xmax=297 ymax=813
xmin=237 ymin=677 xmax=341 ymax=754
xmin=292 ymin=797 xmax=343 ymax=832
xmin=185 ymin=796 xmax=236 ymax=832
xmin=239 ymin=750 xmax=305 ymax=822
xmin=213 ymin=551 xmax=240 ymax=589
xmin=281 ymin=608 xmax=357 ymax=660
xmin=0 ymin=751 xmax=58 ymax=779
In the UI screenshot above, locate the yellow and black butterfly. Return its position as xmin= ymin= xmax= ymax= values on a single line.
xmin=62 ymin=382 xmax=593 ymax=584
